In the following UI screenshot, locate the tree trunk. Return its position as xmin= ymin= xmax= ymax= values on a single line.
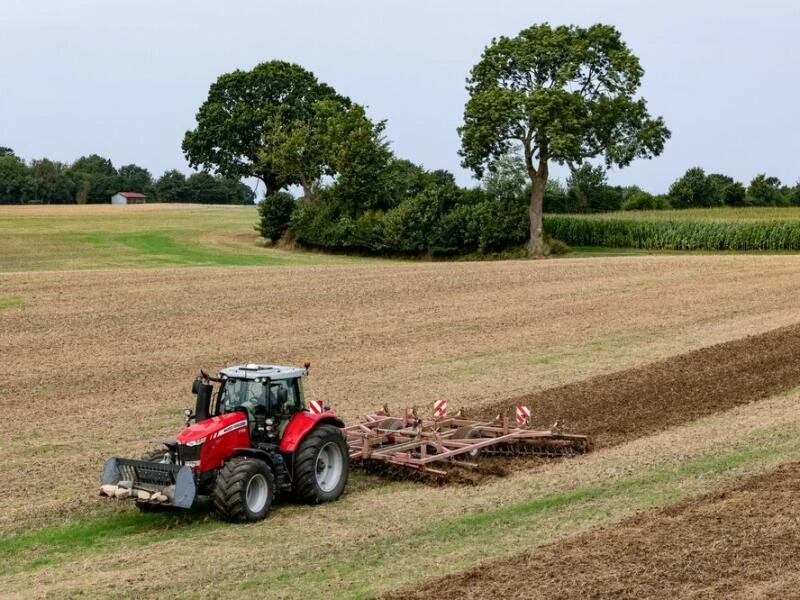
xmin=528 ymin=174 xmax=546 ymax=257
xmin=300 ymin=180 xmax=313 ymax=201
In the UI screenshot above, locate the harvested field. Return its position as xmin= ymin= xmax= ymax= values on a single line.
xmin=4 ymin=205 xmax=800 ymax=598
xmin=389 ymin=460 xmax=800 ymax=600
xmin=4 ymin=254 xmax=800 ymax=530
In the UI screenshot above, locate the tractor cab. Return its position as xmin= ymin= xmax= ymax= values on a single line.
xmin=219 ymin=364 xmax=304 ymax=419
xmin=212 ymin=364 xmax=308 ymax=442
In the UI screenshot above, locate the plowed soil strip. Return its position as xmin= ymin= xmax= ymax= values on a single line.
xmin=387 ymin=460 xmax=800 ymax=600
xmin=480 ymin=322 xmax=800 ymax=450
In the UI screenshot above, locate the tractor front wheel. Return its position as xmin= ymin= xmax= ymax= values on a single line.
xmin=293 ymin=425 xmax=349 ymax=504
xmin=212 ymin=457 xmax=275 ymax=522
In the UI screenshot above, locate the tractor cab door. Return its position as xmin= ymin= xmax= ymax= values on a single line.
xmin=268 ymin=378 xmax=304 ymax=437
xmin=268 ymin=378 xmax=303 ymax=415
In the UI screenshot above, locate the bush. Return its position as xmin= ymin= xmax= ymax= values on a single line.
xmin=622 ymin=190 xmax=670 ymax=210
xmin=257 ymin=192 xmax=296 ymax=242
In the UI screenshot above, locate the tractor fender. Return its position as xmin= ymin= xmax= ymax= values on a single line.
xmin=279 ymin=411 xmax=345 ymax=453
xmin=230 ymin=447 xmax=275 ymax=470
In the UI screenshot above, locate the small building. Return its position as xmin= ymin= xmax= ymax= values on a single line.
xmin=111 ymin=192 xmax=146 ymax=205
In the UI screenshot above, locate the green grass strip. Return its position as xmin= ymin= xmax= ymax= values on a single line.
xmin=0 ymin=297 xmax=24 ymax=309
xmin=75 ymin=231 xmax=291 ymax=267
xmin=0 ymin=504 xmax=222 ymax=576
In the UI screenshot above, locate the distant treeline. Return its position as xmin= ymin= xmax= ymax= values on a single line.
xmin=0 ymin=147 xmax=254 ymax=205
xmin=544 ymin=165 xmax=800 ymax=213
xmin=259 ymin=151 xmax=800 ymax=256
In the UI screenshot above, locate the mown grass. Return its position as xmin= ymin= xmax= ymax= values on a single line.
xmin=545 ymin=207 xmax=800 ymax=251
xmin=0 ymin=204 xmax=365 ymax=271
xmin=75 ymin=231 xmax=291 ymax=267
xmin=0 ymin=504 xmax=222 ymax=576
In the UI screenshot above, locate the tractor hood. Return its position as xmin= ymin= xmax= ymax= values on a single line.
xmin=176 ymin=412 xmax=248 ymax=445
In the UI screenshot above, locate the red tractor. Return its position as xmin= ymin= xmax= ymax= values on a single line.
xmin=100 ymin=363 xmax=349 ymax=522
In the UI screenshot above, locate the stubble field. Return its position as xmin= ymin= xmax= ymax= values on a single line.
xmin=2 ymin=205 xmax=800 ymax=598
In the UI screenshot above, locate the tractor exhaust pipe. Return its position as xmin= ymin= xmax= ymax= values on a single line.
xmin=194 ymin=383 xmax=212 ymax=423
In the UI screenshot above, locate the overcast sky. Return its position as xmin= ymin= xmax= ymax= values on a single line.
xmin=2 ymin=0 xmax=798 ymax=194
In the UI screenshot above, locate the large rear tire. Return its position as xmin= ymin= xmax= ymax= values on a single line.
xmin=212 ymin=457 xmax=275 ymax=522
xmin=292 ymin=425 xmax=349 ymax=504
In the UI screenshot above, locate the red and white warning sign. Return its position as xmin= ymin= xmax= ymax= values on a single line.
xmin=433 ymin=398 xmax=448 ymax=418
xmin=308 ymin=400 xmax=325 ymax=415
xmin=515 ymin=404 xmax=531 ymax=425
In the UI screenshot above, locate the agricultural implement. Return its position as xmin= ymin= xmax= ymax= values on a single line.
xmin=100 ymin=363 xmax=591 ymax=522
xmin=345 ymin=409 xmax=591 ymax=477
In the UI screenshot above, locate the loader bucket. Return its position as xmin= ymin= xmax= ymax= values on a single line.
xmin=100 ymin=458 xmax=196 ymax=509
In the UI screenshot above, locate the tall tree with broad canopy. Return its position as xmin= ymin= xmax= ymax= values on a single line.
xmin=183 ymin=60 xmax=366 ymax=198
xmin=459 ymin=23 xmax=670 ymax=256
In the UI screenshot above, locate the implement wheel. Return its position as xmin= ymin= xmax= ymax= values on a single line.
xmin=213 ymin=457 xmax=275 ymax=522
xmin=293 ymin=425 xmax=350 ymax=504
xmin=453 ymin=426 xmax=483 ymax=459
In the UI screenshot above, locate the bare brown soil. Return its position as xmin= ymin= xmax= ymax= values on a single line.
xmin=480 ymin=322 xmax=800 ymax=450
xmin=388 ymin=460 xmax=800 ymax=600
xmin=409 ymin=322 xmax=800 ymax=484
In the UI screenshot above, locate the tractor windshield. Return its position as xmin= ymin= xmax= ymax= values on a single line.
xmin=219 ymin=378 xmax=305 ymax=418
xmin=220 ymin=379 xmax=266 ymax=415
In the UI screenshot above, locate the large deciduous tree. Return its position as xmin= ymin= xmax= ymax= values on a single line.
xmin=459 ymin=23 xmax=670 ymax=256
xmin=182 ymin=60 xmax=353 ymax=197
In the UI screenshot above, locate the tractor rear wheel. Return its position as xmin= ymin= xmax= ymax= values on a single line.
xmin=293 ymin=425 xmax=349 ymax=504
xmin=212 ymin=457 xmax=275 ymax=522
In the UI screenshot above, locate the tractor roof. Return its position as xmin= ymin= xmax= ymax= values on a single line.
xmin=219 ymin=364 xmax=307 ymax=381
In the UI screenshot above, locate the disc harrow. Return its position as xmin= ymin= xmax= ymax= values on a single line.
xmin=344 ymin=410 xmax=592 ymax=478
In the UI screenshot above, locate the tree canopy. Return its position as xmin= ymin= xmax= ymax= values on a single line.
xmin=0 ymin=153 xmax=31 ymax=204
xmin=459 ymin=23 xmax=670 ymax=255
xmin=182 ymin=60 xmax=369 ymax=197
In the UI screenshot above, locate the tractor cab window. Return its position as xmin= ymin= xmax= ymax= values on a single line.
xmin=220 ymin=379 xmax=266 ymax=416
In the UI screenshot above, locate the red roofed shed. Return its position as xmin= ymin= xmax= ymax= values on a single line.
xmin=111 ymin=192 xmax=146 ymax=205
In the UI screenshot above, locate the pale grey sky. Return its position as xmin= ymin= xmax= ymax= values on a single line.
xmin=2 ymin=0 xmax=799 ymax=194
